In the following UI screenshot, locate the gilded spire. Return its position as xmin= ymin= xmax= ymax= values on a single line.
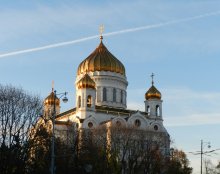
xmin=77 ymin=32 xmax=126 ymax=76
xmin=145 ymin=73 xmax=161 ymax=100
xmin=99 ymin=24 xmax=104 ymax=40
xmin=44 ymin=81 xmax=60 ymax=106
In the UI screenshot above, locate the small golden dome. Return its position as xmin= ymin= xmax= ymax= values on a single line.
xmin=44 ymin=92 xmax=60 ymax=106
xmin=77 ymin=74 xmax=96 ymax=89
xmin=77 ymin=41 xmax=125 ymax=76
xmin=145 ymin=85 xmax=161 ymax=100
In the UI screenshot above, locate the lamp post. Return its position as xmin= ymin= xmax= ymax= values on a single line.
xmin=189 ymin=140 xmax=220 ymax=174
xmin=170 ymin=147 xmax=174 ymax=160
xmin=200 ymin=140 xmax=211 ymax=174
xmin=51 ymin=90 xmax=68 ymax=174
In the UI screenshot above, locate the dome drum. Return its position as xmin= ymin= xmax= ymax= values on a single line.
xmin=76 ymin=40 xmax=128 ymax=109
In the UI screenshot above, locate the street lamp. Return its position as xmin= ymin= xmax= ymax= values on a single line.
xmin=200 ymin=140 xmax=211 ymax=174
xmin=51 ymin=90 xmax=68 ymax=174
xmin=189 ymin=140 xmax=220 ymax=174
xmin=170 ymin=147 xmax=174 ymax=160
xmin=190 ymin=140 xmax=211 ymax=174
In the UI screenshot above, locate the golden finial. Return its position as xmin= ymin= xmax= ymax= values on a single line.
xmin=151 ymin=73 xmax=154 ymax=85
xmin=52 ymin=80 xmax=54 ymax=92
xmin=99 ymin=24 xmax=104 ymax=40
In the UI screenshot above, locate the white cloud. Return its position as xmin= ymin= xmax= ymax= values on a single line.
xmin=163 ymin=86 xmax=220 ymax=108
xmin=127 ymin=87 xmax=220 ymax=127
xmin=163 ymin=87 xmax=220 ymax=101
xmin=165 ymin=113 xmax=220 ymax=127
xmin=127 ymin=101 xmax=145 ymax=111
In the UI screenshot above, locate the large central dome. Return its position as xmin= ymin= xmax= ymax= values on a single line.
xmin=77 ymin=41 xmax=125 ymax=76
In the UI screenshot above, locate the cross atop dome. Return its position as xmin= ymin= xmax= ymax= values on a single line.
xmin=151 ymin=73 xmax=154 ymax=85
xmin=99 ymin=24 xmax=104 ymax=40
xmin=52 ymin=80 xmax=54 ymax=92
xmin=77 ymin=32 xmax=126 ymax=76
xmin=145 ymin=73 xmax=161 ymax=100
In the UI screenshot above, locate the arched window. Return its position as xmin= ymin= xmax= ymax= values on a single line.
xmin=147 ymin=106 xmax=150 ymax=115
xmin=156 ymin=105 xmax=160 ymax=116
xmin=116 ymin=121 xmax=121 ymax=126
xmin=113 ymin=88 xmax=116 ymax=102
xmin=103 ymin=88 xmax=107 ymax=101
xmin=78 ymin=96 xmax=81 ymax=108
xmin=121 ymin=90 xmax=123 ymax=103
xmin=88 ymin=122 xmax=93 ymax=128
xmin=135 ymin=119 xmax=141 ymax=127
xmin=154 ymin=125 xmax=158 ymax=131
xmin=87 ymin=95 xmax=92 ymax=107
xmin=125 ymin=91 xmax=127 ymax=103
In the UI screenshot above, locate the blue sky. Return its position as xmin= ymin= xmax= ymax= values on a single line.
xmin=0 ymin=1 xmax=220 ymax=173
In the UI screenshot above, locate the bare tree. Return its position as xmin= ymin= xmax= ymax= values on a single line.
xmin=73 ymin=124 xmax=168 ymax=174
xmin=26 ymin=121 xmax=192 ymax=174
xmin=0 ymin=84 xmax=42 ymax=173
xmin=166 ymin=148 xmax=192 ymax=174
xmin=204 ymin=159 xmax=220 ymax=174
xmin=96 ymin=124 xmax=169 ymax=174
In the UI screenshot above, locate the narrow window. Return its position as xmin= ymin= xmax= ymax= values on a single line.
xmin=103 ymin=88 xmax=107 ymax=101
xmin=78 ymin=96 xmax=81 ymax=108
xmin=121 ymin=90 xmax=123 ymax=103
xmin=87 ymin=95 xmax=92 ymax=107
xmin=135 ymin=119 xmax=141 ymax=127
xmin=125 ymin=91 xmax=127 ymax=103
xmin=156 ymin=105 xmax=160 ymax=116
xmin=116 ymin=121 xmax=121 ymax=126
xmin=147 ymin=106 xmax=150 ymax=115
xmin=113 ymin=88 xmax=116 ymax=102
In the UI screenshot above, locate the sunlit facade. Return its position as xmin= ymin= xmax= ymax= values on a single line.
xmin=43 ymin=37 xmax=170 ymax=155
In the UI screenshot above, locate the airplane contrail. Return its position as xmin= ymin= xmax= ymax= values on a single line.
xmin=0 ymin=10 xmax=220 ymax=59
xmin=0 ymin=35 xmax=99 ymax=58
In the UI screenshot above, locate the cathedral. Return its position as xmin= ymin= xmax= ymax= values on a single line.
xmin=42 ymin=34 xmax=170 ymax=155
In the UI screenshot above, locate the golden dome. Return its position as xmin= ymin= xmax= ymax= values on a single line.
xmin=77 ymin=73 xmax=96 ymax=89
xmin=44 ymin=91 xmax=60 ymax=106
xmin=145 ymin=85 xmax=161 ymax=100
xmin=77 ymin=41 xmax=125 ymax=76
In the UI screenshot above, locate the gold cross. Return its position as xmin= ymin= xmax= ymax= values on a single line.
xmin=151 ymin=73 xmax=154 ymax=85
xmin=52 ymin=80 xmax=54 ymax=92
xmin=99 ymin=24 xmax=104 ymax=40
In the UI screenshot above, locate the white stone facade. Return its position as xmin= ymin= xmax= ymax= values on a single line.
xmin=76 ymin=71 xmax=128 ymax=109
xmin=43 ymin=39 xmax=170 ymax=154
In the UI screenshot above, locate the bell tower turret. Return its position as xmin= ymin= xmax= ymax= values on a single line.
xmin=144 ymin=73 xmax=162 ymax=118
xmin=76 ymin=73 xmax=96 ymax=119
xmin=43 ymin=87 xmax=60 ymax=120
